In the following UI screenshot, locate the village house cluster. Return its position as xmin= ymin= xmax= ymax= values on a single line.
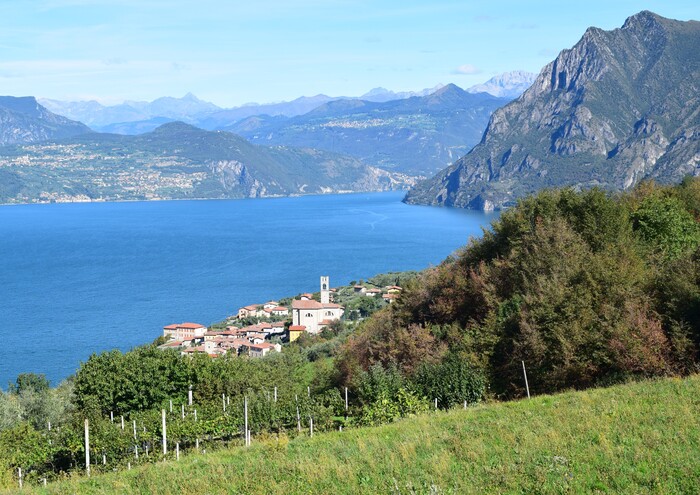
xmin=159 ymin=276 xmax=402 ymax=358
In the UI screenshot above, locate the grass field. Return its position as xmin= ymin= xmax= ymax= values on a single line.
xmin=12 ymin=375 xmax=700 ymax=494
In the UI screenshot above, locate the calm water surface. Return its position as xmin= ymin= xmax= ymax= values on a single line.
xmin=0 ymin=192 xmax=496 ymax=386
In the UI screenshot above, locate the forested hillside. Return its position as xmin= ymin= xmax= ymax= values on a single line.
xmin=342 ymin=178 xmax=700 ymax=398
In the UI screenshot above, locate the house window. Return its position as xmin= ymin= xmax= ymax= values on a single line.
xmin=326 ymin=311 xmax=333 ymax=316
xmin=305 ymin=313 xmax=313 ymax=318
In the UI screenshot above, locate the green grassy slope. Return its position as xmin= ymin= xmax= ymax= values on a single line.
xmin=15 ymin=375 xmax=700 ymax=494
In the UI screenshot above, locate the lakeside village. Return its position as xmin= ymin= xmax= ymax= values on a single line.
xmin=158 ymin=276 xmax=403 ymax=358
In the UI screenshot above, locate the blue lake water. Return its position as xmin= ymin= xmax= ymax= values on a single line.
xmin=0 ymin=192 xmax=496 ymax=387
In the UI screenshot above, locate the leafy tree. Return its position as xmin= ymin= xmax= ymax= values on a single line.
xmin=9 ymin=373 xmax=49 ymax=395
xmin=632 ymin=195 xmax=700 ymax=259
xmin=413 ymin=353 xmax=486 ymax=409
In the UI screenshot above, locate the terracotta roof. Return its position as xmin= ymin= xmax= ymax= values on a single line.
xmin=366 ymin=288 xmax=382 ymax=293
xmin=272 ymin=306 xmax=288 ymax=312
xmin=292 ymin=299 xmax=324 ymax=309
xmin=271 ymin=322 xmax=286 ymax=328
xmin=322 ymin=303 xmax=342 ymax=309
xmin=320 ymin=319 xmax=334 ymax=325
xmin=242 ymin=305 xmax=259 ymax=311
xmin=288 ymin=325 xmax=306 ymax=331
xmin=250 ymin=342 xmax=276 ymax=350
xmin=383 ymin=293 xmax=398 ymax=299
xmin=163 ymin=324 xmax=178 ymax=330
xmin=178 ymin=322 xmax=206 ymax=329
xmin=182 ymin=345 xmax=205 ymax=353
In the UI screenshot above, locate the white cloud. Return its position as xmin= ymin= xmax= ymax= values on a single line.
xmin=452 ymin=64 xmax=482 ymax=75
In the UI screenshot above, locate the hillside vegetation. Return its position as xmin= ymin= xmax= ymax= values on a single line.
xmin=0 ymin=122 xmax=414 ymax=204
xmin=344 ymin=178 xmax=700 ymax=400
xmin=10 ymin=375 xmax=700 ymax=494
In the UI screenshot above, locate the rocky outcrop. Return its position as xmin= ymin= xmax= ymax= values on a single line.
xmin=0 ymin=96 xmax=91 ymax=145
xmin=405 ymin=11 xmax=700 ymax=209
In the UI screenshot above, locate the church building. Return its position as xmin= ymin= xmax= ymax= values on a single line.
xmin=291 ymin=276 xmax=344 ymax=334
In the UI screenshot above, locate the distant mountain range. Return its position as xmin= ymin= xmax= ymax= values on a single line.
xmin=39 ymin=93 xmax=219 ymax=129
xmin=405 ymin=11 xmax=700 ymax=210
xmin=0 ymin=96 xmax=91 ymax=145
xmin=226 ymin=84 xmax=510 ymax=176
xmin=38 ymin=73 xmax=535 ymax=135
xmin=0 ymin=122 xmax=415 ymax=204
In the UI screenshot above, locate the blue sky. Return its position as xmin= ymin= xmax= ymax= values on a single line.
xmin=0 ymin=0 xmax=697 ymax=106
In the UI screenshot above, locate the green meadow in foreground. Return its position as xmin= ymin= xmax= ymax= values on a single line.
xmin=14 ymin=375 xmax=700 ymax=495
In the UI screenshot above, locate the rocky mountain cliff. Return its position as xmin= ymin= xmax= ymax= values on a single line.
xmin=405 ymin=11 xmax=700 ymax=210
xmin=0 ymin=96 xmax=92 ymax=145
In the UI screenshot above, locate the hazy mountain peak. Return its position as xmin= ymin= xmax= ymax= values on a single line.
xmin=467 ymin=71 xmax=537 ymax=98
xmin=0 ymin=96 xmax=42 ymax=117
xmin=0 ymin=95 xmax=92 ymax=145
xmin=432 ymin=83 xmax=464 ymax=96
xmin=151 ymin=121 xmax=203 ymax=134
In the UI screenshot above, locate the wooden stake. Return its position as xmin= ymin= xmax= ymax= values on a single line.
xmin=196 ymin=438 xmax=200 ymax=453
xmin=296 ymin=395 xmax=301 ymax=432
xmin=244 ymin=397 xmax=249 ymax=447
xmin=161 ymin=409 xmax=167 ymax=455
xmin=222 ymin=393 xmax=226 ymax=412
xmin=133 ymin=420 xmax=137 ymax=440
xmin=307 ymin=386 xmax=310 ymax=398
xmin=176 ymin=442 xmax=180 ymax=461
xmin=345 ymin=387 xmax=348 ymax=411
xmin=181 ymin=404 xmax=185 ymax=419
xmin=169 ymin=399 xmax=173 ymax=413
xmin=17 ymin=467 xmax=22 ymax=489
xmin=188 ymin=385 xmax=193 ymax=406
xmin=84 ymin=419 xmax=90 ymax=478
xmin=434 ymin=398 xmax=438 ymax=410
xmin=128 ymin=462 xmax=131 ymax=470
xmin=110 ymin=411 xmax=113 ymax=423
xmin=522 ymin=361 xmax=531 ymax=399
xmin=121 ymin=415 xmax=125 ymax=430
xmin=463 ymin=400 xmax=467 ymax=410
xmin=194 ymin=409 xmax=197 ymax=421
xmin=135 ymin=445 xmax=139 ymax=459
xmin=309 ymin=416 xmax=314 ymax=437
xmin=48 ymin=421 xmax=51 ymax=431
xmin=102 ymin=454 xmax=106 ymax=465
xmin=274 ymin=386 xmax=277 ymax=402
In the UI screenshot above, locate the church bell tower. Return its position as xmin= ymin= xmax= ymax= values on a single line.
xmin=320 ymin=276 xmax=330 ymax=304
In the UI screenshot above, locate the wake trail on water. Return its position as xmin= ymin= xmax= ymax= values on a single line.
xmin=348 ymin=209 xmax=389 ymax=231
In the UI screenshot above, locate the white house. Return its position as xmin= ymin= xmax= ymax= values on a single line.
xmin=247 ymin=342 xmax=282 ymax=358
xmin=291 ymin=276 xmax=344 ymax=334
